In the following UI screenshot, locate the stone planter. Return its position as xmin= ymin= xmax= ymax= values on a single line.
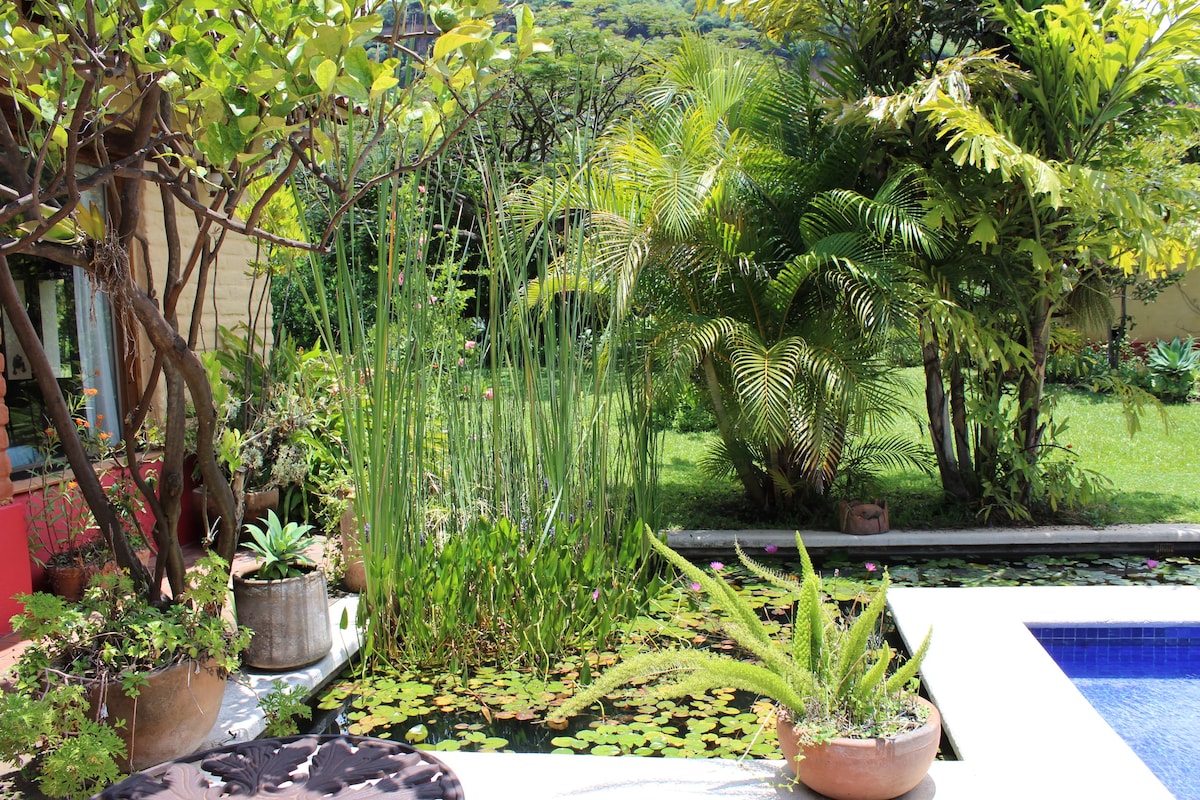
xmin=86 ymin=658 xmax=226 ymax=771
xmin=233 ymin=568 xmax=332 ymax=670
xmin=777 ymin=697 xmax=941 ymax=800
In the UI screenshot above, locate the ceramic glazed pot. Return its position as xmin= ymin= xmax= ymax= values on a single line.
xmin=233 ymin=568 xmax=332 ymax=670
xmin=87 ymin=659 xmax=226 ymax=771
xmin=777 ymin=697 xmax=941 ymax=800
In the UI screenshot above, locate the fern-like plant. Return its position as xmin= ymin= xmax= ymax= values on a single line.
xmin=549 ymin=527 xmax=931 ymax=742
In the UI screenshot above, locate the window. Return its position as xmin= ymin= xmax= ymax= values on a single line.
xmin=1 ymin=255 xmax=122 ymax=475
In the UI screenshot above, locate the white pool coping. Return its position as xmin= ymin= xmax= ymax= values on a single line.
xmin=888 ymin=585 xmax=1200 ymax=800
xmin=432 ymin=586 xmax=1198 ymax=799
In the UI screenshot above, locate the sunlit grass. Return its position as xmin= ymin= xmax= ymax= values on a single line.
xmin=656 ymin=369 xmax=1200 ymax=529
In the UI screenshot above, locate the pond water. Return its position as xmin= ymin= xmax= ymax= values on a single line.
xmin=309 ymin=552 xmax=1200 ymax=758
xmin=1031 ymin=625 xmax=1200 ymax=800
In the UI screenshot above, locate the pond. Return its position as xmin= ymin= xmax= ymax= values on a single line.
xmin=309 ymin=552 xmax=1200 ymax=758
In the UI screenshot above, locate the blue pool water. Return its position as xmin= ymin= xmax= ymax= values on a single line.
xmin=1030 ymin=625 xmax=1200 ymax=800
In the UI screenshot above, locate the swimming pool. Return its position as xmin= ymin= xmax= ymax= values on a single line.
xmin=1030 ymin=625 xmax=1200 ymax=800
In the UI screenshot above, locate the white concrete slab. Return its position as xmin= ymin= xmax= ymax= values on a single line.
xmin=667 ymin=524 xmax=1200 ymax=555
xmin=432 ymin=751 xmax=980 ymax=799
xmin=198 ymin=595 xmax=361 ymax=751
xmin=889 ymin=586 xmax=1199 ymax=800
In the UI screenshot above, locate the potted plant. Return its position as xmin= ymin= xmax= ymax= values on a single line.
xmin=0 ymin=556 xmax=249 ymax=798
xmin=233 ymin=510 xmax=332 ymax=670
xmin=549 ymin=529 xmax=937 ymax=800
xmin=27 ymin=409 xmax=151 ymax=601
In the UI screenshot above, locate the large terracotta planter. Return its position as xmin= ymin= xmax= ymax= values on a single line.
xmin=233 ymin=568 xmax=332 ymax=670
xmin=86 ymin=659 xmax=226 ymax=771
xmin=777 ymin=697 xmax=941 ymax=800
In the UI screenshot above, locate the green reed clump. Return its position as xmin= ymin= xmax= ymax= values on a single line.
xmin=304 ymin=149 xmax=658 ymax=669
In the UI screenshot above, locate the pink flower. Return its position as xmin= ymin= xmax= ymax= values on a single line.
xmin=710 ymin=561 xmax=724 ymax=571
xmin=865 ymin=562 xmax=878 ymax=572
xmin=591 ymin=589 xmax=600 ymax=601
xmin=465 ymin=340 xmax=477 ymax=351
xmin=764 ymin=544 xmax=778 ymax=554
xmin=689 ymin=582 xmax=701 ymax=592
xmin=484 ymin=387 xmax=494 ymax=400
xmin=1146 ymin=559 xmax=1160 ymax=569
xmin=457 ymin=358 xmax=465 ymax=367
xmin=418 ymin=185 xmax=427 ymax=194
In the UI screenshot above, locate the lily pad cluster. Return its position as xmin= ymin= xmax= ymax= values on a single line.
xmin=318 ymin=551 xmax=1200 ymax=757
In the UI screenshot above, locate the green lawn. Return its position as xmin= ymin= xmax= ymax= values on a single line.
xmin=655 ymin=369 xmax=1200 ymax=530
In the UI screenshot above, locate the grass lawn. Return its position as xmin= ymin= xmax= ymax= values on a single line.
xmin=656 ymin=369 xmax=1200 ymax=530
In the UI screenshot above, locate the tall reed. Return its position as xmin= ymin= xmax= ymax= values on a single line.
xmin=303 ymin=146 xmax=658 ymax=670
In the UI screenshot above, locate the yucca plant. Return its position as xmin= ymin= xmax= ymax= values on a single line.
xmin=549 ymin=527 xmax=932 ymax=743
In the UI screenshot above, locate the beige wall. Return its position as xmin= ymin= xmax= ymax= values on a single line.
xmin=1120 ymin=271 xmax=1200 ymax=342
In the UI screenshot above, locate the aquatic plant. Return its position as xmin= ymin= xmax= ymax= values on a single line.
xmin=548 ymin=529 xmax=932 ymax=743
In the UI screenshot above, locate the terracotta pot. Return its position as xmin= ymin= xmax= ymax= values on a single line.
xmin=193 ymin=486 xmax=280 ymax=534
xmin=777 ymin=697 xmax=941 ymax=800
xmin=86 ymin=659 xmax=226 ymax=771
xmin=838 ymin=499 xmax=890 ymax=535
xmin=233 ymin=568 xmax=332 ymax=670
xmin=47 ymin=564 xmax=96 ymax=602
xmin=339 ymin=504 xmax=366 ymax=593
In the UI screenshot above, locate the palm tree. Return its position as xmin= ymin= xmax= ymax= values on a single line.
xmin=512 ymin=38 xmax=937 ymax=516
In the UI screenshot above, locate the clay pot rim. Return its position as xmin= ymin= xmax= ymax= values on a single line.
xmin=233 ymin=565 xmax=327 ymax=585
xmin=55 ymin=655 xmax=222 ymax=688
xmin=777 ymin=695 xmax=939 ymax=747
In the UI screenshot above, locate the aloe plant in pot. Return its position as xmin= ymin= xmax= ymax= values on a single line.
xmin=549 ymin=529 xmax=936 ymax=800
xmin=233 ymin=510 xmax=332 ymax=670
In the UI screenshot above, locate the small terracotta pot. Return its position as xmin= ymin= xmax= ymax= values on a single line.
xmin=777 ymin=697 xmax=941 ymax=800
xmin=47 ymin=564 xmax=96 ymax=602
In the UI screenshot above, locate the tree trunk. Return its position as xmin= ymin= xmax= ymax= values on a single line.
xmin=701 ymin=353 xmax=767 ymax=510
xmin=1016 ymin=295 xmax=1052 ymax=504
xmin=947 ymin=355 xmax=977 ymax=497
xmin=920 ymin=324 xmax=970 ymax=500
xmin=0 ymin=255 xmax=152 ymax=591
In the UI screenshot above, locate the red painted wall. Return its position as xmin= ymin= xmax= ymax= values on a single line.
xmin=0 ymin=502 xmax=33 ymax=636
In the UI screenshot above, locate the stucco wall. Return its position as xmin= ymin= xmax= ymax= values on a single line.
xmin=1121 ymin=271 xmax=1200 ymax=342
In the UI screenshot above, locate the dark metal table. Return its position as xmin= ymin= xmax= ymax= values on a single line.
xmin=93 ymin=734 xmax=465 ymax=799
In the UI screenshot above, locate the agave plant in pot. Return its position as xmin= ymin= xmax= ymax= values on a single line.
xmin=0 ymin=557 xmax=249 ymax=798
xmin=549 ymin=529 xmax=937 ymax=800
xmin=233 ymin=510 xmax=332 ymax=670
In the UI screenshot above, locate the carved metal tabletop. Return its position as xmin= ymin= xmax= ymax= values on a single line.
xmin=93 ymin=734 xmax=465 ymax=800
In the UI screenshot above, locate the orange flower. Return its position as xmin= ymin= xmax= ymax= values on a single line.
xmin=67 ymin=481 xmax=78 ymax=490
xmin=84 ymin=387 xmax=99 ymax=396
